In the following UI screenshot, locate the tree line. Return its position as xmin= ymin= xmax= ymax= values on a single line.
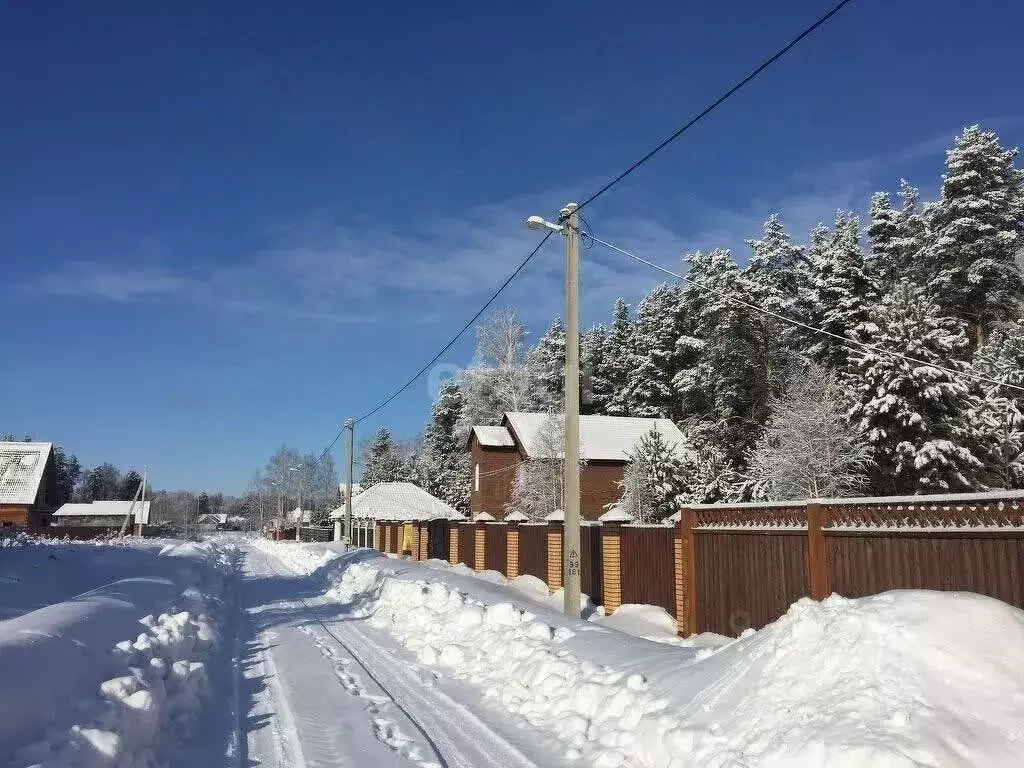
xmin=359 ymin=124 xmax=1024 ymax=520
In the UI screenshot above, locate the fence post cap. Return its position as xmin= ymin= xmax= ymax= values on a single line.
xmin=473 ymin=511 xmax=496 ymax=523
xmin=598 ymin=506 xmax=633 ymax=524
xmin=504 ymin=511 xmax=529 ymax=524
xmin=545 ymin=509 xmax=565 ymax=522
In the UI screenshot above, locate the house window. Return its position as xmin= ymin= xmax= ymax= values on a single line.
xmin=474 ymin=463 xmax=480 ymax=492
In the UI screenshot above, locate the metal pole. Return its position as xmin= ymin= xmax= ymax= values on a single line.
xmin=561 ymin=202 xmax=582 ymax=618
xmin=345 ymin=418 xmax=355 ymax=547
xmin=296 ymin=473 xmax=303 ymax=542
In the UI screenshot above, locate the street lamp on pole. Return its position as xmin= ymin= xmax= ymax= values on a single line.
xmin=527 ymin=203 xmax=581 ymax=619
xmin=289 ymin=466 xmax=302 ymax=541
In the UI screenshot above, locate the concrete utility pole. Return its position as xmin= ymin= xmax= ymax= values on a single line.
xmin=561 ymin=202 xmax=582 ymax=618
xmin=290 ymin=466 xmax=303 ymax=542
xmin=526 ymin=202 xmax=582 ymax=618
xmin=345 ymin=418 xmax=355 ymax=548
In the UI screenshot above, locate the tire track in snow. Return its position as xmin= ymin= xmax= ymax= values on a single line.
xmin=256 ymin=544 xmax=543 ymax=768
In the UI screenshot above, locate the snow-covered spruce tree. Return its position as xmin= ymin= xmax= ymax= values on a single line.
xmin=869 ymin=180 xmax=928 ymax=289
xmin=848 ymin=280 xmax=984 ymax=494
xmin=421 ymin=380 xmax=472 ymax=512
xmin=623 ymin=283 xmax=690 ymax=420
xmin=925 ymin=125 xmax=1024 ymax=347
xmin=528 ymin=318 xmax=566 ymax=410
xmin=505 ymin=413 xmax=585 ymax=520
xmin=678 ymin=250 xmax=781 ymax=463
xmin=599 ymin=298 xmax=637 ymax=416
xmin=744 ymin=214 xmax=803 ymax=318
xmin=581 ymin=323 xmax=608 ymax=414
xmin=968 ymin=321 xmax=1024 ymax=489
xmin=807 ymin=212 xmax=880 ymax=371
xmin=360 ymin=427 xmax=408 ymax=487
xmin=685 ymin=444 xmax=745 ymax=504
xmin=616 ymin=427 xmax=689 ymax=522
xmin=743 ymin=363 xmax=871 ymax=500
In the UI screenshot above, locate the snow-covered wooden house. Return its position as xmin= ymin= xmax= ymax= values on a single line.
xmin=466 ymin=413 xmax=689 ymax=520
xmin=0 ymin=441 xmax=59 ymax=528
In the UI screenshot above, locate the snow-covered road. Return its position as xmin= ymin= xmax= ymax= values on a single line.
xmin=240 ymin=543 xmax=563 ymax=768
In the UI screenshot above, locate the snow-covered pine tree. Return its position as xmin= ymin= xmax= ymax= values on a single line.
xmin=743 ymin=362 xmax=871 ymax=500
xmin=744 ymin=214 xmax=802 ymax=316
xmin=685 ymin=445 xmax=744 ymax=504
xmin=422 ymin=381 xmax=472 ymax=511
xmin=968 ymin=320 xmax=1024 ymax=489
xmin=807 ymin=212 xmax=880 ymax=371
xmin=598 ymin=298 xmax=636 ymax=416
xmin=848 ymin=280 xmax=985 ymax=494
xmin=869 ymin=181 xmax=929 ymax=288
xmin=616 ymin=427 xmax=689 ymax=522
xmin=678 ymin=250 xmax=779 ymax=463
xmin=925 ymin=125 xmax=1024 ymax=347
xmin=622 ymin=283 xmax=687 ymax=419
xmin=360 ymin=427 xmax=409 ymax=487
xmin=581 ymin=323 xmax=608 ymax=414
xmin=529 ymin=318 xmax=566 ymax=410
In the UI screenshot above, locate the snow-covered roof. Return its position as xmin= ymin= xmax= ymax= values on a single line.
xmin=470 ymin=426 xmax=515 ymax=448
xmin=54 ymin=500 xmax=151 ymax=524
xmin=502 ymin=413 xmax=690 ymax=462
xmin=0 ymin=442 xmax=52 ymax=506
xmin=288 ymin=508 xmax=313 ymax=523
xmin=338 ymin=482 xmax=363 ymax=498
xmin=197 ymin=513 xmax=229 ymax=524
xmin=330 ymin=482 xmax=461 ymax=522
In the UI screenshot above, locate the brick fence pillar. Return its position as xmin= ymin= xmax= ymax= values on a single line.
xmin=547 ymin=522 xmax=563 ymax=592
xmin=383 ymin=522 xmax=392 ymax=554
xmin=506 ymin=522 xmax=520 ymax=579
xmin=418 ymin=522 xmax=429 ymax=560
xmin=449 ymin=523 xmax=459 ymax=564
xmin=474 ymin=524 xmax=486 ymax=571
xmin=601 ymin=521 xmax=623 ymax=614
xmin=676 ymin=508 xmax=698 ymax=636
xmin=807 ymin=501 xmax=831 ymax=600
xmin=374 ymin=522 xmax=383 ymax=550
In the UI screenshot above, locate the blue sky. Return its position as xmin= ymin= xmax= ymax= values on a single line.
xmin=2 ymin=0 xmax=1022 ymax=493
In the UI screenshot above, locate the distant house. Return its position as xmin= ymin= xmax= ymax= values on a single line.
xmin=337 ymin=482 xmax=362 ymax=504
xmin=0 ymin=442 xmax=58 ymax=528
xmin=467 ymin=413 xmax=690 ymax=520
xmin=330 ymin=481 xmax=461 ymax=554
xmin=53 ymin=500 xmax=151 ymax=528
xmin=196 ymin=513 xmax=229 ymax=531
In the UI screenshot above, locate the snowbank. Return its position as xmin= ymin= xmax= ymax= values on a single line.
xmin=322 ymin=556 xmax=1024 ymax=768
xmin=1 ymin=540 xmax=232 ymax=767
xmin=251 ymin=537 xmax=345 ymax=575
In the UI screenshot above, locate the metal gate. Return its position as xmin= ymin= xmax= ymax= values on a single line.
xmin=428 ymin=520 xmax=450 ymax=560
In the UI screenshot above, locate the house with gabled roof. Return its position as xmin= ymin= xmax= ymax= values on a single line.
xmin=466 ymin=412 xmax=690 ymax=520
xmin=0 ymin=441 xmax=58 ymax=528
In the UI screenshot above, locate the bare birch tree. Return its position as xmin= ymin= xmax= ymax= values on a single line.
xmin=744 ymin=363 xmax=871 ymax=500
xmin=505 ymin=413 xmax=585 ymax=521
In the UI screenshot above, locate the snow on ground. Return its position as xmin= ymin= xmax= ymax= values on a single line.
xmin=0 ymin=537 xmax=234 ymax=768
xmin=265 ymin=542 xmax=1024 ymax=768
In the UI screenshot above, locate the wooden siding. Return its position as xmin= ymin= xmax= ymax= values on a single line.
xmin=827 ymin=531 xmax=1024 ymax=607
xmin=518 ymin=524 xmax=548 ymax=583
xmin=484 ymin=524 xmax=507 ymax=574
xmin=581 ymin=524 xmax=603 ymax=605
xmin=620 ymin=526 xmax=676 ymax=618
xmin=695 ymin=530 xmax=810 ymax=636
xmin=457 ymin=524 xmax=475 ymax=567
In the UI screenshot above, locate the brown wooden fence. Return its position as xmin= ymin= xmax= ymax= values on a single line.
xmin=457 ymin=523 xmax=475 ymax=567
xmin=517 ymin=524 xmax=548 ymax=583
xmin=370 ymin=490 xmax=1024 ymax=638
xmin=485 ymin=524 xmax=507 ymax=574
xmin=620 ymin=525 xmax=676 ymax=617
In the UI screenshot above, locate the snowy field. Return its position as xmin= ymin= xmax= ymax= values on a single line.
xmin=3 ymin=534 xmax=1023 ymax=767
xmin=0 ymin=535 xmax=235 ymax=768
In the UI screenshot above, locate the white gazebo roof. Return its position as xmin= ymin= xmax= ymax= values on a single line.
xmin=331 ymin=482 xmax=461 ymax=522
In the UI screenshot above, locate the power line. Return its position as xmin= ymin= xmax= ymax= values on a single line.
xmin=307 ymin=231 xmax=555 ymax=466
xmin=585 ymin=231 xmax=1024 ymax=395
xmin=352 ymin=231 xmax=555 ymax=426
xmin=575 ymin=0 xmax=857 ymax=214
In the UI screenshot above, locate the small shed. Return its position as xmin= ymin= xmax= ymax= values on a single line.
xmin=53 ymin=500 xmax=152 ymax=528
xmin=0 ymin=442 xmax=58 ymax=528
xmin=330 ymin=482 xmax=462 ymax=550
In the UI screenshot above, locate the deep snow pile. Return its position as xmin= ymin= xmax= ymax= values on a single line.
xmin=251 ymin=537 xmax=344 ymax=575
xmin=328 ymin=558 xmax=1024 ymax=767
xmin=1 ymin=540 xmax=232 ymax=768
